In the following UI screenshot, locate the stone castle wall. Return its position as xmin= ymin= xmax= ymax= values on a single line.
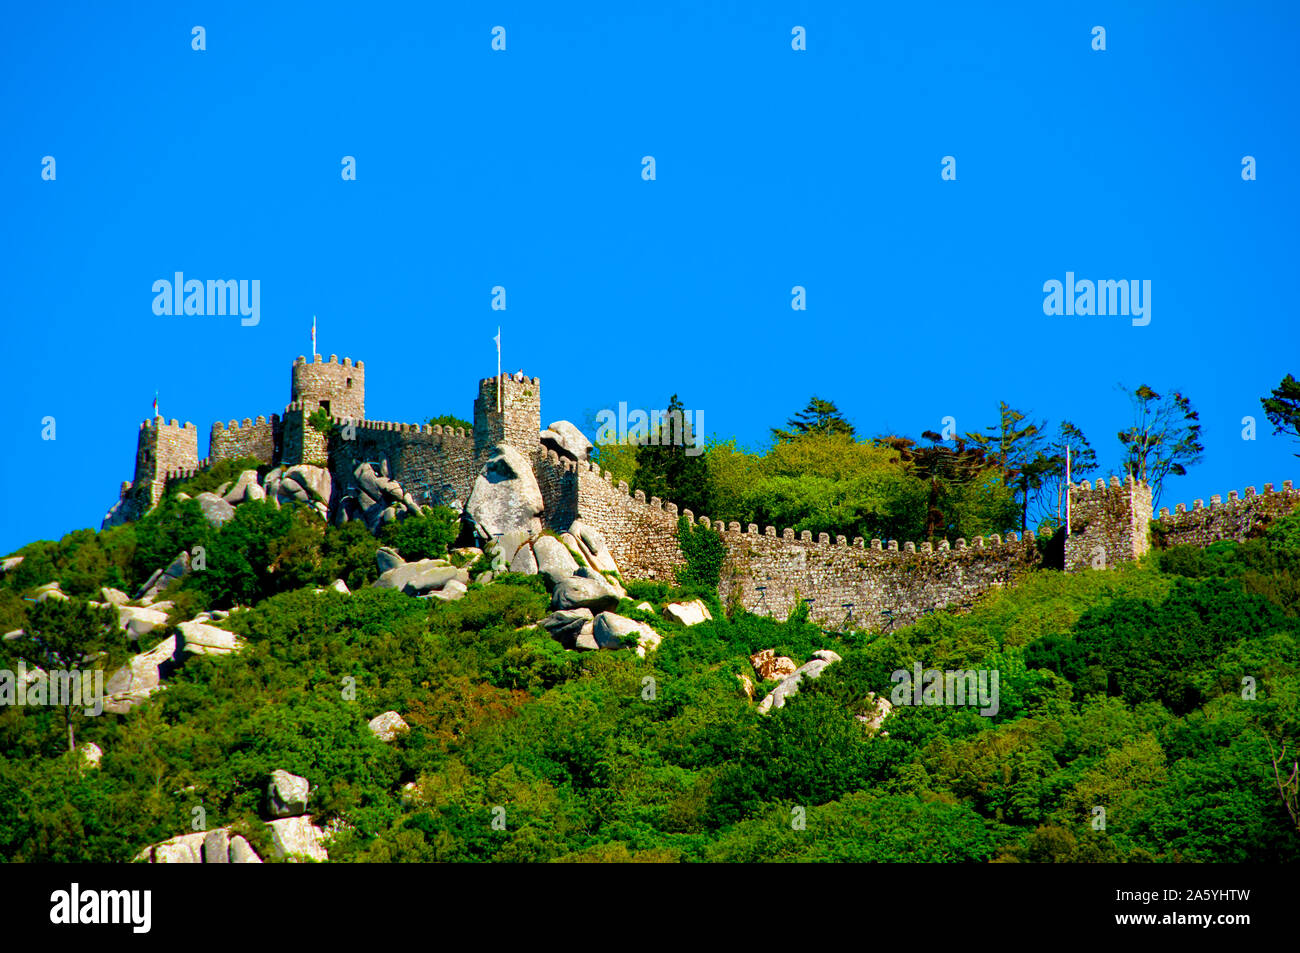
xmin=714 ymin=522 xmax=1039 ymax=628
xmin=110 ymin=356 xmax=1300 ymax=633
xmin=1065 ymin=476 xmax=1153 ymax=572
xmin=327 ymin=417 xmax=476 ymax=509
xmin=210 ymin=415 xmax=279 ymax=465
xmin=1153 ymin=480 xmax=1299 ymax=546
xmin=291 ymin=354 xmax=365 ymax=420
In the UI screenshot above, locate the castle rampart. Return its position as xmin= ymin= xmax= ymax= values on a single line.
xmin=107 ymin=355 xmax=1300 ymax=633
xmin=1152 ymin=480 xmax=1299 ymax=547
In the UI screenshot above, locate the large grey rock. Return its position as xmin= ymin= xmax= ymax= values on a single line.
xmin=176 ymin=620 xmax=244 ymax=657
xmin=509 ymin=542 xmax=539 ymax=575
xmin=368 ymin=711 xmax=410 ymax=742
xmin=663 ymin=599 xmax=713 ymax=627
xmin=592 ymin=612 xmax=662 ymax=656
xmin=117 ymin=605 xmax=169 ymax=640
xmin=552 ymin=573 xmax=621 ymax=613
xmin=373 ymin=560 xmax=464 ymax=596
xmin=137 ymin=551 xmax=189 ymax=604
xmin=425 ymin=579 xmax=468 ymax=602
xmin=569 ymin=521 xmax=620 ymax=574
xmin=194 ymin=492 xmax=236 ymax=527
xmin=103 ymin=635 xmax=176 ymax=713
xmin=532 ymin=536 xmax=579 ymax=588
xmin=575 ymin=565 xmax=626 ymax=599
xmin=1 ymin=556 xmax=24 ymax=573
xmin=283 ymin=465 xmax=332 ymax=504
xmin=757 ymin=653 xmax=840 ymax=714
xmin=376 ymin=547 xmax=405 ymax=573
xmin=100 ymin=586 xmax=130 ymax=606
xmin=267 ymin=815 xmax=329 ymax=862
xmin=228 ymin=835 xmax=262 ymax=863
xmin=539 ymin=608 xmax=594 ymax=648
xmin=33 ymin=581 xmax=68 ymax=602
xmin=267 ymin=769 xmax=310 ymax=818
xmin=540 ymin=420 xmax=594 ymax=462
xmin=465 ymin=445 xmax=544 ymax=540
xmin=203 ymin=830 xmax=231 ymax=864
xmin=222 ymin=469 xmax=261 ymax=505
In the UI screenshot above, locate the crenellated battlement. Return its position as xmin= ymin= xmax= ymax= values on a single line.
xmin=1152 ymin=478 xmax=1300 ymax=548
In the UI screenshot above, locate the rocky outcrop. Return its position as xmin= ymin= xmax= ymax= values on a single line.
xmin=340 ymin=462 xmax=424 ymax=533
xmin=116 ymin=605 xmax=169 ymax=641
xmin=371 ymin=549 xmax=469 ymax=599
xmin=552 ymin=573 xmax=621 ymax=613
xmin=100 ymin=587 xmax=130 ymax=606
xmin=750 ymin=649 xmax=798 ymax=681
xmin=368 ymin=711 xmax=409 ymax=742
xmin=222 ymin=469 xmax=262 ymax=505
xmin=136 ymin=551 xmax=189 ymax=605
xmin=194 ymin=492 xmax=236 ymax=527
xmin=531 ymin=536 xmax=580 ymax=587
xmin=267 ymin=816 xmax=330 ymax=862
xmin=266 ymin=769 xmax=310 ymax=818
xmin=663 ymin=600 xmax=713 ymax=626
xmin=538 ymin=608 xmax=594 ymax=648
xmin=464 ymin=445 xmax=544 ymax=541
xmin=592 ymin=612 xmax=661 ymax=657
xmin=135 ymin=828 xmax=263 ymax=864
xmin=757 ymin=650 xmax=842 ymax=714
xmin=176 ymin=620 xmax=244 ymax=658
xmin=539 ymin=420 xmax=593 ymax=462
xmin=103 ymin=635 xmax=176 ymax=714
xmin=856 ymin=692 xmax=893 ymax=735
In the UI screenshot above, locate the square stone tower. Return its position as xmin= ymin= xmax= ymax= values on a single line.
xmin=132 ymin=417 xmax=199 ymax=509
xmin=290 ymin=354 xmax=365 ymax=420
xmin=474 ymin=373 xmax=541 ymax=461
xmin=1065 ymin=475 xmax=1153 ymax=572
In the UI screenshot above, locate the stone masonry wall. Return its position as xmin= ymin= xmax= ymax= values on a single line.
xmin=327 ymin=417 xmax=476 ymax=509
xmin=534 ymin=449 xmax=579 ymax=533
xmin=715 ymin=521 xmax=1039 ymax=629
xmin=571 ymin=459 xmax=686 ymax=581
xmin=1065 ymin=476 xmax=1153 ymax=572
xmin=1153 ymin=480 xmax=1300 ymax=547
xmin=291 ymin=354 xmax=365 ymax=420
xmin=474 ymin=374 xmax=541 ymax=463
xmin=132 ymin=418 xmax=199 ymax=510
xmin=210 ymin=414 xmax=279 ymax=465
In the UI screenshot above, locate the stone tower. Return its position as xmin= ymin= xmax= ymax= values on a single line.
xmin=132 ymin=417 xmax=199 ymax=510
xmin=1065 ymin=475 xmax=1153 ymax=572
xmin=473 ymin=373 xmax=541 ymax=461
xmin=290 ymin=354 xmax=365 ymax=420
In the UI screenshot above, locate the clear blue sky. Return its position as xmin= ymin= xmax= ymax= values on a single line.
xmin=2 ymin=1 xmax=1298 ymax=554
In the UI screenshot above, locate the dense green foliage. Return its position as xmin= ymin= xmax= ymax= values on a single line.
xmin=2 ymin=503 xmax=1298 ymax=863
xmin=380 ymin=509 xmax=458 ymax=562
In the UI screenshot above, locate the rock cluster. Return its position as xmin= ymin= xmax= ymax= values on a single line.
xmin=756 ymin=649 xmax=842 ymax=714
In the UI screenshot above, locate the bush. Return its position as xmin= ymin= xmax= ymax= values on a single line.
xmin=380 ymin=509 xmax=458 ymax=562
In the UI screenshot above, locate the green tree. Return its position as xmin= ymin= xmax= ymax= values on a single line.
xmin=10 ymin=598 xmax=121 ymax=754
xmin=424 ymin=413 xmax=472 ymax=432
xmin=632 ymin=395 xmax=710 ymax=515
xmin=1261 ymin=373 xmax=1300 ymax=456
xmin=772 ymin=397 xmax=856 ymax=442
xmin=1028 ymin=421 xmax=1098 ymax=531
xmin=1117 ymin=384 xmax=1204 ymax=508
xmin=965 ymin=402 xmax=1044 ymax=532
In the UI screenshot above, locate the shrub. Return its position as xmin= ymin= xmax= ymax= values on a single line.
xmin=380 ymin=508 xmax=458 ymax=562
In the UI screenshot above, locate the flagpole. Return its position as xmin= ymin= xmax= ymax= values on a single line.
xmin=496 ymin=326 xmax=502 ymax=411
xmin=1065 ymin=443 xmax=1072 ymax=540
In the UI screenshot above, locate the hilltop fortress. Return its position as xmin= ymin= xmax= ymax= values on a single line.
xmin=104 ymin=354 xmax=1300 ymax=629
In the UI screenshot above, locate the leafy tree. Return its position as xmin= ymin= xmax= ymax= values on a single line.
xmin=1117 ymin=384 xmax=1204 ymax=508
xmin=772 ymin=397 xmax=856 ymax=442
xmin=632 ymin=395 xmax=710 ymax=516
xmin=380 ymin=508 xmax=459 ymax=562
xmin=1029 ymin=421 xmax=1098 ymax=531
xmin=675 ymin=514 xmax=726 ymax=595
xmin=1261 ymin=373 xmax=1300 ymax=456
xmin=965 ymin=402 xmax=1045 ymax=532
xmin=880 ymin=432 xmax=1011 ymax=540
xmin=424 ymin=413 xmax=472 ymax=432
xmin=9 ymin=597 xmax=121 ymax=754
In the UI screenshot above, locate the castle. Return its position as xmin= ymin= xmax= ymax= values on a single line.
xmin=106 ymin=354 xmax=1300 ymax=628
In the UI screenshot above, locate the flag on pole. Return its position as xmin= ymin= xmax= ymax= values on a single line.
xmin=494 ymin=327 xmax=502 ymax=410
xmin=152 ymin=390 xmax=159 ymax=418
xmin=312 ymin=315 xmax=317 ymax=358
